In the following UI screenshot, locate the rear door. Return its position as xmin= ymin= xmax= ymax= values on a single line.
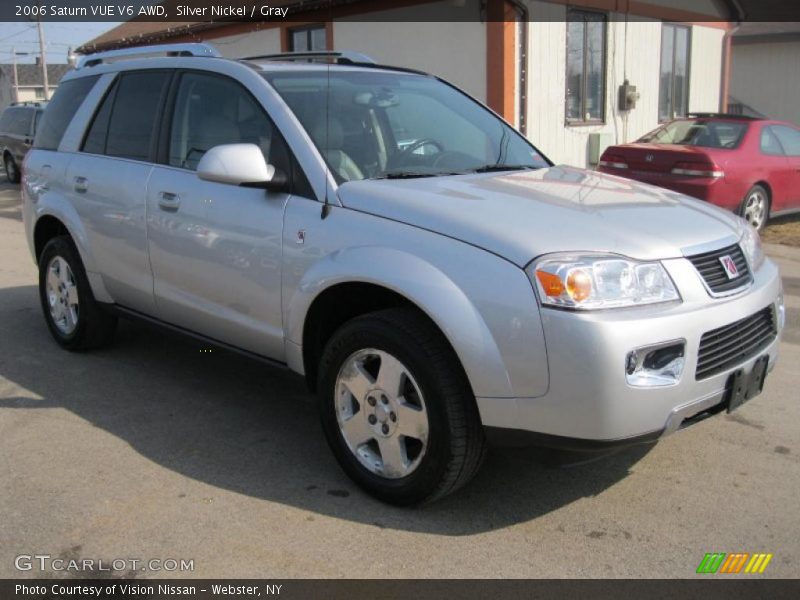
xmin=768 ymin=125 xmax=800 ymax=211
xmin=145 ymin=70 xmax=298 ymax=359
xmin=65 ymin=69 xmax=172 ymax=314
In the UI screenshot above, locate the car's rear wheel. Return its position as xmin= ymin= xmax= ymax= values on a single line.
xmin=4 ymin=154 xmax=20 ymax=184
xmin=317 ymin=307 xmax=486 ymax=505
xmin=38 ymin=236 xmax=117 ymax=350
xmin=740 ymin=185 xmax=770 ymax=231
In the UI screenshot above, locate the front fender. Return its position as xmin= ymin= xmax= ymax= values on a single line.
xmin=285 ymin=246 xmax=515 ymax=399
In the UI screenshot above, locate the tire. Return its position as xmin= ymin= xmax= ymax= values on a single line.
xmin=38 ymin=235 xmax=117 ymax=351
xmin=739 ymin=184 xmax=770 ymax=232
xmin=317 ymin=307 xmax=486 ymax=505
xmin=4 ymin=154 xmax=20 ymax=184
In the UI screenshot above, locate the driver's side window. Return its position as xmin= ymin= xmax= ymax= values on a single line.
xmin=168 ymin=72 xmax=291 ymax=175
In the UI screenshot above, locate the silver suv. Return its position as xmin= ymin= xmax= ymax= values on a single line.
xmin=22 ymin=44 xmax=785 ymax=505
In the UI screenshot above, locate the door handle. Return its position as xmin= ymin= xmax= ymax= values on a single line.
xmin=158 ymin=191 xmax=181 ymax=212
xmin=73 ymin=176 xmax=88 ymax=193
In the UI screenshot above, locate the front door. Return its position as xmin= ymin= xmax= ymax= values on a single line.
xmin=146 ymin=71 xmax=292 ymax=360
xmin=769 ymin=124 xmax=800 ymax=212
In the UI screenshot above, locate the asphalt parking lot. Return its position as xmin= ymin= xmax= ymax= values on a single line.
xmin=1 ymin=175 xmax=798 ymax=579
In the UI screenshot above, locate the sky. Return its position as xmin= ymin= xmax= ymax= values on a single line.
xmin=0 ymin=22 xmax=122 ymax=64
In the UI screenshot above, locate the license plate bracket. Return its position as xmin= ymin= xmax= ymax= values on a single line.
xmin=726 ymin=355 xmax=769 ymax=413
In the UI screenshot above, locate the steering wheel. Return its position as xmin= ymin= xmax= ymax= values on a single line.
xmin=396 ymin=138 xmax=444 ymax=160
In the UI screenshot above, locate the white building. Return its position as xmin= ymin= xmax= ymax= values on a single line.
xmin=730 ymin=22 xmax=800 ymax=125
xmin=77 ymin=0 xmax=737 ymax=167
xmin=0 ymin=63 xmax=71 ymax=110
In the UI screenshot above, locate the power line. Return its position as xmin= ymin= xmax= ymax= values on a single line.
xmin=0 ymin=25 xmax=36 ymax=44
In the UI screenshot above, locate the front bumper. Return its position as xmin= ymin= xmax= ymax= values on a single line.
xmin=477 ymin=255 xmax=783 ymax=444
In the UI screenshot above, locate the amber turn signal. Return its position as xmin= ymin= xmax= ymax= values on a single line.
xmin=535 ymin=270 xmax=565 ymax=297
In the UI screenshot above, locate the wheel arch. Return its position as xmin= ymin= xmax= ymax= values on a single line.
xmin=752 ymin=180 xmax=772 ymax=202
xmin=285 ymin=247 xmax=514 ymax=399
xmin=301 ymin=282 xmax=462 ymax=393
xmin=31 ymin=205 xmax=113 ymax=303
xmin=33 ymin=214 xmax=70 ymax=264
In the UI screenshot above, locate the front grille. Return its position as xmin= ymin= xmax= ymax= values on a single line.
xmin=687 ymin=243 xmax=752 ymax=295
xmin=696 ymin=307 xmax=776 ymax=380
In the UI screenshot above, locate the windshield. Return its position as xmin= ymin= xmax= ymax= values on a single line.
xmin=264 ymin=69 xmax=549 ymax=182
xmin=639 ymin=119 xmax=748 ymax=149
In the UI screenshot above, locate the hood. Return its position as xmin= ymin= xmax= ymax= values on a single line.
xmin=336 ymin=165 xmax=746 ymax=267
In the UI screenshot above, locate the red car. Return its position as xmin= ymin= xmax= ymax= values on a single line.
xmin=598 ymin=114 xmax=800 ymax=231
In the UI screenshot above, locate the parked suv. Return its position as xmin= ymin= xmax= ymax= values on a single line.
xmin=22 ymin=45 xmax=784 ymax=505
xmin=0 ymin=101 xmax=45 ymax=183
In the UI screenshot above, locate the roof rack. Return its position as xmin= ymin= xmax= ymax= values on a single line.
xmin=242 ymin=51 xmax=376 ymax=65
xmin=686 ymin=112 xmax=760 ymax=120
xmin=10 ymin=101 xmax=46 ymax=107
xmin=76 ymin=43 xmax=221 ymax=69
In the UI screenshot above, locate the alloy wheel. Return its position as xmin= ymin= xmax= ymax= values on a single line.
xmin=335 ymin=348 xmax=429 ymax=479
xmin=743 ymin=189 xmax=767 ymax=230
xmin=46 ymin=256 xmax=80 ymax=335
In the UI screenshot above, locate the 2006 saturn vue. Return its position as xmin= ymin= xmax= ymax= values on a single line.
xmin=22 ymin=44 xmax=785 ymax=504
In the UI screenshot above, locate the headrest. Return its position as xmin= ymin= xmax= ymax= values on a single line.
xmin=311 ymin=117 xmax=345 ymax=150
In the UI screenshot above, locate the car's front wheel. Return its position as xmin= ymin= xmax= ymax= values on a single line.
xmin=4 ymin=154 xmax=20 ymax=184
xmin=317 ymin=308 xmax=486 ymax=505
xmin=740 ymin=184 xmax=770 ymax=232
xmin=38 ymin=236 xmax=117 ymax=350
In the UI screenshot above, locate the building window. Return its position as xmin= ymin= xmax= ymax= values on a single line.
xmin=289 ymin=25 xmax=327 ymax=52
xmin=34 ymin=88 xmax=45 ymax=99
xmin=659 ymin=24 xmax=690 ymax=121
xmin=565 ymin=10 xmax=606 ymax=124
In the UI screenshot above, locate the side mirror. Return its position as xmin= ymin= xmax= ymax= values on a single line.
xmin=196 ymin=143 xmax=287 ymax=191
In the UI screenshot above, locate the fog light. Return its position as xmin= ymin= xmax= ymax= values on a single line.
xmin=777 ymin=291 xmax=785 ymax=331
xmin=625 ymin=340 xmax=685 ymax=387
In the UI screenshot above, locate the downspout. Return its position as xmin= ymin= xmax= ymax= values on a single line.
xmin=508 ymin=0 xmax=528 ymax=135
xmin=720 ymin=0 xmax=744 ymax=112
xmin=720 ymin=23 xmax=740 ymax=112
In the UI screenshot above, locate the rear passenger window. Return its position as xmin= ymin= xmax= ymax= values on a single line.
xmin=760 ymin=127 xmax=784 ymax=156
xmin=103 ymin=71 xmax=170 ymax=161
xmin=34 ymin=76 xmax=99 ymax=151
xmin=771 ymin=125 xmax=800 ymax=157
xmin=82 ymin=81 xmax=117 ymax=155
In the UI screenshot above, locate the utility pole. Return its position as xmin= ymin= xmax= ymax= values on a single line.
xmin=12 ymin=46 xmax=20 ymax=104
xmin=36 ymin=17 xmax=49 ymax=100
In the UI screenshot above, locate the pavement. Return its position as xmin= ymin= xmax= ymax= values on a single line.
xmin=0 ymin=175 xmax=798 ymax=579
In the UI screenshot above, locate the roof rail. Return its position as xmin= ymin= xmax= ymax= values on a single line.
xmin=242 ymin=51 xmax=376 ymax=65
xmin=76 ymin=43 xmax=221 ymax=69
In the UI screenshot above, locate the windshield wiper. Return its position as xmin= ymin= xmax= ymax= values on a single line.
xmin=469 ymin=164 xmax=538 ymax=173
xmin=372 ymin=171 xmax=461 ymax=180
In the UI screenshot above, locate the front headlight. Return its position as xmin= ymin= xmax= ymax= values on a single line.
xmin=528 ymin=254 xmax=681 ymax=310
xmin=739 ymin=224 xmax=765 ymax=271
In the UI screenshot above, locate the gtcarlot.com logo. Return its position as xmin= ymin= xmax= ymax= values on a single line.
xmin=696 ymin=552 xmax=773 ymax=574
xmin=15 ymin=554 xmax=194 ymax=573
